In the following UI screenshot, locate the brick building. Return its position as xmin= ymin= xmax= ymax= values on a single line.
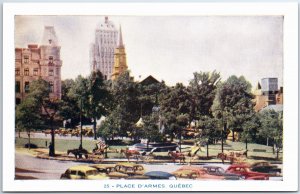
xmin=15 ymin=26 xmax=62 ymax=105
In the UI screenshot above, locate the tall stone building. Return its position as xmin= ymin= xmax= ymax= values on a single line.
xmin=15 ymin=26 xmax=62 ymax=105
xmin=90 ymin=16 xmax=118 ymax=80
xmin=111 ymin=26 xmax=128 ymax=80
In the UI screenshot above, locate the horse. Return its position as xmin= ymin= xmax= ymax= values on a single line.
xmin=168 ymin=151 xmax=186 ymax=164
xmin=217 ymin=150 xmax=247 ymax=164
xmin=67 ymin=148 xmax=89 ymax=159
xmin=120 ymin=149 xmax=142 ymax=161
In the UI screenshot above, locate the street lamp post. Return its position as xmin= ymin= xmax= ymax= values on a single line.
xmin=79 ymin=97 xmax=83 ymax=150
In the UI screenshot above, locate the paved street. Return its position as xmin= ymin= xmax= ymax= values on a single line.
xmin=15 ymin=152 xmax=282 ymax=180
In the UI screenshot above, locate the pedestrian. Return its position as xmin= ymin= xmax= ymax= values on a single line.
xmin=49 ymin=142 xmax=53 ymax=156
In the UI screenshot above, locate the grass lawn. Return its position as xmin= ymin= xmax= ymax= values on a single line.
xmin=16 ymin=137 xmax=282 ymax=162
xmin=15 ymin=137 xmax=127 ymax=158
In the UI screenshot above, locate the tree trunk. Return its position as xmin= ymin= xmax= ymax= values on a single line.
xmin=232 ymin=129 xmax=235 ymax=142
xmin=179 ymin=128 xmax=182 ymax=152
xmin=147 ymin=140 xmax=150 ymax=149
xmin=93 ymin=116 xmax=97 ymax=140
xmin=206 ymin=142 xmax=209 ymax=158
xmin=275 ymin=144 xmax=280 ymax=160
xmin=28 ymin=130 xmax=31 ymax=150
xmin=50 ymin=118 xmax=55 ymax=157
xmin=222 ymin=123 xmax=227 ymax=153
xmin=245 ymin=138 xmax=248 ymax=157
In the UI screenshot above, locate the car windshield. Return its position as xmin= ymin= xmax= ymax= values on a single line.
xmin=86 ymin=170 xmax=98 ymax=176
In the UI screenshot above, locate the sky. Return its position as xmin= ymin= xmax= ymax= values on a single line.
xmin=15 ymin=15 xmax=283 ymax=88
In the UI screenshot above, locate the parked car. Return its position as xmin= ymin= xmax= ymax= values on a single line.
xmin=60 ymin=165 xmax=108 ymax=179
xmin=144 ymin=171 xmax=177 ymax=180
xmin=249 ymin=161 xmax=281 ymax=175
xmin=129 ymin=143 xmax=178 ymax=152
xmin=203 ymin=166 xmax=244 ymax=180
xmin=90 ymin=164 xmax=129 ymax=179
xmin=225 ymin=164 xmax=269 ymax=180
xmin=126 ymin=171 xmax=176 ymax=180
xmin=172 ymin=166 xmax=225 ymax=180
xmin=115 ymin=162 xmax=145 ymax=176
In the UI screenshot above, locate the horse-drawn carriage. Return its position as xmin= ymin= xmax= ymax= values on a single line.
xmin=217 ymin=150 xmax=247 ymax=164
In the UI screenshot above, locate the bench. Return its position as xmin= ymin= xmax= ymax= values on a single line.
xmin=252 ymin=149 xmax=267 ymax=152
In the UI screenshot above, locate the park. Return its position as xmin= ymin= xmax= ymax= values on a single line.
xmin=15 ymin=70 xmax=283 ymax=180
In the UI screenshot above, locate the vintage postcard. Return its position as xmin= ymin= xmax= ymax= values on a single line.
xmin=2 ymin=2 xmax=298 ymax=192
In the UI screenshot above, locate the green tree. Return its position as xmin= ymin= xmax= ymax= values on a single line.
xmin=160 ymin=83 xmax=191 ymax=143
xmin=141 ymin=115 xmax=164 ymax=146
xmin=68 ymin=71 xmax=111 ymax=140
xmin=16 ymin=97 xmax=43 ymax=149
xmin=212 ymin=75 xmax=254 ymax=152
xmin=59 ymin=79 xmax=80 ymax=128
xmin=86 ymin=71 xmax=111 ymax=140
xmin=17 ymin=78 xmax=62 ymax=156
xmin=188 ymin=71 xmax=221 ymax=120
xmin=240 ymin=113 xmax=261 ymax=156
xmin=198 ymin=115 xmax=221 ymax=158
xmin=259 ymin=110 xmax=283 ymax=159
xmin=97 ymin=112 xmax=121 ymax=141
xmin=111 ymin=71 xmax=140 ymax=138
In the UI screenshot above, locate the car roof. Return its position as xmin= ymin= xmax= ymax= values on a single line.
xmin=228 ymin=164 xmax=250 ymax=168
xmin=116 ymin=162 xmax=141 ymax=167
xmin=68 ymin=165 xmax=97 ymax=172
xmin=179 ymin=166 xmax=206 ymax=171
xmin=173 ymin=169 xmax=197 ymax=174
xmin=144 ymin=171 xmax=174 ymax=178
xmin=203 ymin=165 xmax=222 ymax=169
xmin=91 ymin=164 xmax=116 ymax=168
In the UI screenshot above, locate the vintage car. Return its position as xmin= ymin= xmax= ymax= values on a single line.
xmin=115 ymin=162 xmax=146 ymax=176
xmin=225 ymin=164 xmax=269 ymax=180
xmin=172 ymin=166 xmax=225 ymax=180
xmin=90 ymin=164 xmax=129 ymax=179
xmin=249 ymin=161 xmax=281 ymax=175
xmin=144 ymin=171 xmax=177 ymax=180
xmin=126 ymin=171 xmax=176 ymax=180
xmin=129 ymin=143 xmax=178 ymax=152
xmin=203 ymin=166 xmax=244 ymax=180
xmin=60 ymin=165 xmax=108 ymax=180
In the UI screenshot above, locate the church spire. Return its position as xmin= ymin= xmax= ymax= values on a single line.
xmin=118 ymin=25 xmax=124 ymax=48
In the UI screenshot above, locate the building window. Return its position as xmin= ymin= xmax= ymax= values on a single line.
xmin=49 ymin=56 xmax=53 ymax=64
xmin=49 ymin=69 xmax=54 ymax=76
xmin=56 ymin=80 xmax=60 ymax=93
xmin=56 ymin=68 xmax=60 ymax=76
xmin=24 ymin=55 xmax=29 ymax=63
xmin=33 ymin=68 xmax=38 ymax=76
xmin=24 ymin=82 xmax=30 ymax=93
xmin=16 ymin=98 xmax=21 ymax=105
xmin=49 ymin=81 xmax=54 ymax=92
xmin=15 ymin=81 xmax=20 ymax=93
xmin=24 ymin=68 xmax=29 ymax=76
xmin=15 ymin=68 xmax=20 ymax=76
